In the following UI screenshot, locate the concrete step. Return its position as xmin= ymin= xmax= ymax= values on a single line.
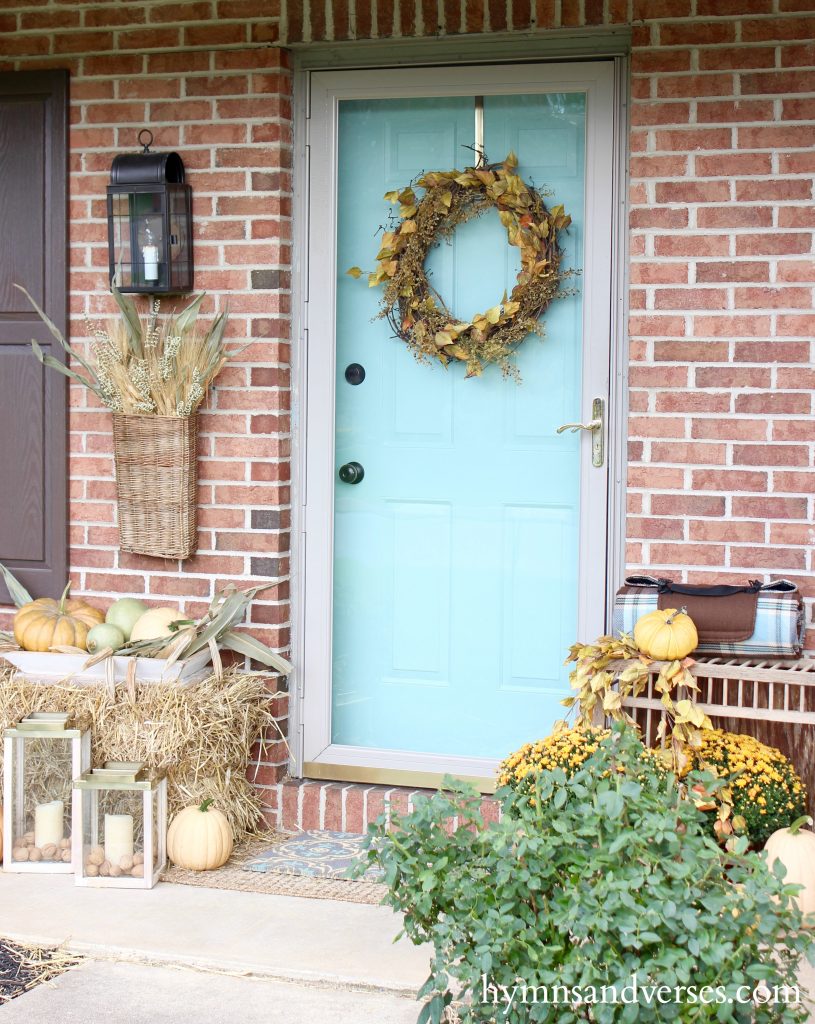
xmin=0 ymin=960 xmax=422 ymax=1024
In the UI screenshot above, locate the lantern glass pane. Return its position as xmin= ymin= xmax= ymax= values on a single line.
xmin=110 ymin=191 xmax=168 ymax=292
xmin=10 ymin=736 xmax=73 ymax=863
xmin=133 ymin=192 xmax=166 ymax=291
xmin=169 ymin=188 xmax=192 ymax=290
xmin=150 ymin=790 xmax=161 ymax=875
xmin=110 ymin=194 xmax=134 ymax=289
xmin=82 ymin=788 xmax=150 ymax=880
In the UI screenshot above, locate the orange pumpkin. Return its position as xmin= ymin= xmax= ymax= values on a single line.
xmin=13 ymin=584 xmax=104 ymax=653
xmin=634 ymin=606 xmax=698 ymax=661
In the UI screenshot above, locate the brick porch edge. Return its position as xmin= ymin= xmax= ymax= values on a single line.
xmin=274 ymin=779 xmax=502 ymax=834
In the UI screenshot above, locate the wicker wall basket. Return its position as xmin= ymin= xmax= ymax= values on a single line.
xmin=112 ymin=413 xmax=198 ymax=559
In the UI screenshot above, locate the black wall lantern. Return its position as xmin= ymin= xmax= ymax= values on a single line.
xmin=107 ymin=130 xmax=194 ymax=294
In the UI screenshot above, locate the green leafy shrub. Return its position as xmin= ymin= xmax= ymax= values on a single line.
xmin=360 ymin=726 xmax=813 ymax=1023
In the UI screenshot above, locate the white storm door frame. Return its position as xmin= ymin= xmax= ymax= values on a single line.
xmin=297 ymin=60 xmax=618 ymax=781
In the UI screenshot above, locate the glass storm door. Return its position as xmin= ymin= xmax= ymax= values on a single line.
xmin=301 ymin=63 xmax=616 ymax=785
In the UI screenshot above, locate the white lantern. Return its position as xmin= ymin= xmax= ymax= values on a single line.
xmin=3 ymin=713 xmax=91 ymax=873
xmin=73 ymin=762 xmax=167 ymax=889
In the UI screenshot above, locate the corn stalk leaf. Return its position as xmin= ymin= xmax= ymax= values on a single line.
xmin=110 ymin=281 xmax=144 ymax=356
xmin=219 ymin=630 xmax=293 ymax=675
xmin=225 ymin=340 xmax=253 ymax=359
xmin=30 ymin=340 xmax=105 ymax=399
xmin=14 ymin=284 xmax=70 ymax=348
xmin=159 ymin=625 xmax=198 ymax=666
xmin=174 ymin=292 xmax=207 ymax=335
xmin=209 ymin=636 xmax=223 ymax=681
xmin=15 ymin=284 xmax=99 ymax=381
xmin=0 ymin=562 xmax=33 ymax=607
xmin=205 ymin=311 xmax=229 ymax=364
xmin=184 ymin=590 xmax=253 ymax=655
xmin=80 ymin=646 xmax=116 ymax=665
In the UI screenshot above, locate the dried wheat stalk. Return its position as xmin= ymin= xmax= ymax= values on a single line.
xmin=17 ymin=285 xmax=238 ymax=417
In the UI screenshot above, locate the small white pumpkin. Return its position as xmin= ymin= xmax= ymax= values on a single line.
xmin=764 ymin=815 xmax=815 ymax=921
xmin=167 ymin=798 xmax=233 ymax=871
xmin=130 ymin=606 xmax=184 ymax=643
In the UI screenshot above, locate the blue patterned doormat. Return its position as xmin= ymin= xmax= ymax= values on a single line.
xmin=242 ymin=831 xmax=384 ymax=881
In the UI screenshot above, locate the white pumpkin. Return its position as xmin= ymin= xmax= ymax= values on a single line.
xmin=764 ymin=815 xmax=815 ymax=921
xmin=130 ymin=606 xmax=184 ymax=643
xmin=167 ymin=799 xmax=233 ymax=871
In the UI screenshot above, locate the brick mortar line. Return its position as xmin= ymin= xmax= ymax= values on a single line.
xmin=12 ymin=17 xmax=281 ymax=33
xmin=9 ymin=47 xmax=283 ymax=68
xmin=71 ymin=67 xmax=294 ymax=79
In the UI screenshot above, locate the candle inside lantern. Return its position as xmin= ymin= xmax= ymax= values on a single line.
xmin=142 ymin=223 xmax=158 ymax=282
xmin=34 ymin=800 xmax=64 ymax=848
xmin=142 ymin=244 xmax=159 ymax=282
xmin=104 ymin=814 xmax=134 ymax=866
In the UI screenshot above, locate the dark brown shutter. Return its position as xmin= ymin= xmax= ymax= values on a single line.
xmin=0 ymin=70 xmax=68 ymax=602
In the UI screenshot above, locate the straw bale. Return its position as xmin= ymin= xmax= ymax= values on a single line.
xmin=0 ymin=666 xmax=285 ymax=838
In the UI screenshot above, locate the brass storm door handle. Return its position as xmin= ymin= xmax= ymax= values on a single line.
xmin=555 ymin=397 xmax=605 ymax=468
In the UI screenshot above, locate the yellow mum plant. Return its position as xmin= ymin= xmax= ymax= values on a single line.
xmin=499 ymin=725 xmax=806 ymax=850
xmin=498 ymin=725 xmax=666 ymax=798
xmin=691 ymin=730 xmax=806 ymax=847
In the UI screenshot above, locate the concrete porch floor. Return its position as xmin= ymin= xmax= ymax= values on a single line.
xmin=0 ymin=872 xmax=429 ymax=994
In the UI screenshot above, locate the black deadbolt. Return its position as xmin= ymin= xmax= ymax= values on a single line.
xmin=338 ymin=461 xmax=365 ymax=485
xmin=345 ymin=363 xmax=366 ymax=385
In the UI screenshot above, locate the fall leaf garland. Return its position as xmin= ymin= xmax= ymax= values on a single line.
xmin=347 ymin=152 xmax=576 ymax=378
xmin=562 ymin=632 xmax=713 ymax=776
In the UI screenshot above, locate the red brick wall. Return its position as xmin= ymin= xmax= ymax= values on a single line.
xmin=623 ymin=7 xmax=815 ymax=654
xmin=1 ymin=9 xmax=292 ymax=822
xmin=1 ymin=0 xmax=813 ymax=826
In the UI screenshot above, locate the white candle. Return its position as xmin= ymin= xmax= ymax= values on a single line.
xmin=142 ymin=244 xmax=159 ymax=282
xmin=105 ymin=814 xmax=134 ymax=866
xmin=34 ymin=800 xmax=64 ymax=848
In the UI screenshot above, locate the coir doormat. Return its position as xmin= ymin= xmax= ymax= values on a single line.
xmin=242 ymin=830 xmax=384 ymax=881
xmin=163 ymin=838 xmax=386 ymax=905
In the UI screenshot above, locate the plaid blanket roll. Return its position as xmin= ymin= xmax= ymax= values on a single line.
xmin=612 ymin=576 xmax=805 ymax=658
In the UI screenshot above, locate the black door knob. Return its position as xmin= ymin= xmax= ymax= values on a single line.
xmin=345 ymin=363 xmax=366 ymax=385
xmin=338 ymin=461 xmax=365 ymax=484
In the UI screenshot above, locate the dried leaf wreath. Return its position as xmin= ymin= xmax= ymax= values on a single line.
xmin=347 ymin=152 xmax=576 ymax=378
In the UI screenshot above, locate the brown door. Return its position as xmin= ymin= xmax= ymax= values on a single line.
xmin=0 ymin=70 xmax=68 ymax=601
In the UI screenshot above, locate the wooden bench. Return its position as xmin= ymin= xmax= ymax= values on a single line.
xmin=623 ymin=656 xmax=815 ymax=804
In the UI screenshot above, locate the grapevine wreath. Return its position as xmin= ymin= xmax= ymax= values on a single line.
xmin=347 ymin=152 xmax=576 ymax=379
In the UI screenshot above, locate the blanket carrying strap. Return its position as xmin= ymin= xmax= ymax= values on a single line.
xmin=656 ymin=579 xmax=762 ymax=598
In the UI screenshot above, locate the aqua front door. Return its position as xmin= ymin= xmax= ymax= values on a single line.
xmin=299 ymin=62 xmax=618 ymax=786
